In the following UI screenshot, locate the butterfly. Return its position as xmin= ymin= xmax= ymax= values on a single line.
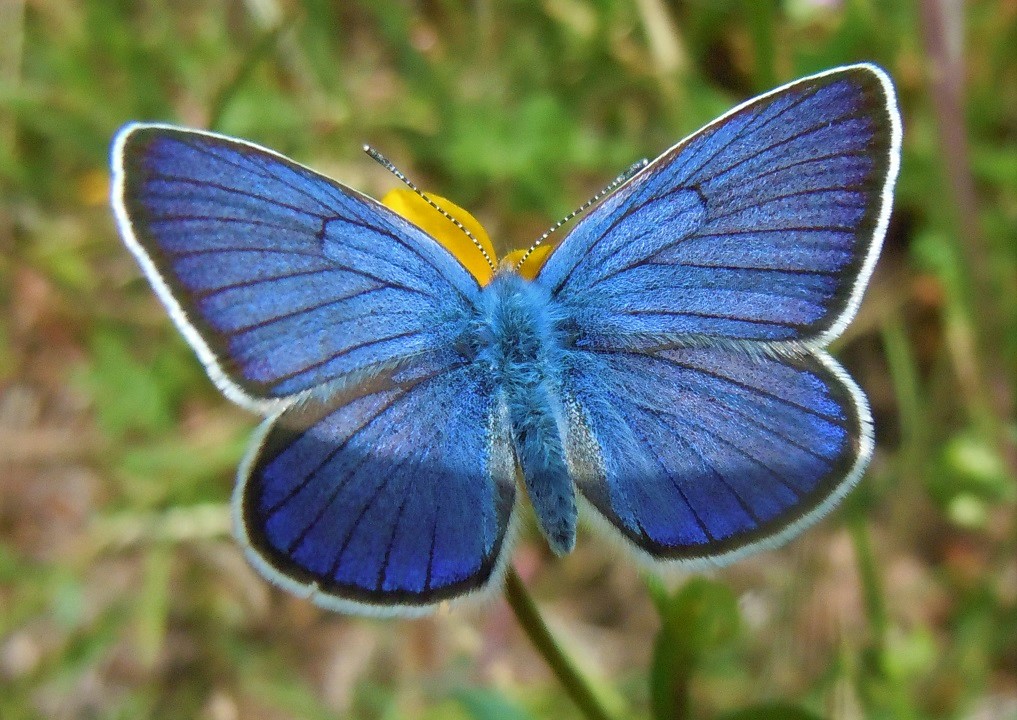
xmin=111 ymin=64 xmax=902 ymax=616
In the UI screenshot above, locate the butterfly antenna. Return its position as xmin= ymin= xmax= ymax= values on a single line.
xmin=514 ymin=158 xmax=650 ymax=271
xmin=364 ymin=145 xmax=496 ymax=273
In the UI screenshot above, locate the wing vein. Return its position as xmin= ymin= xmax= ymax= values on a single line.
xmin=694 ymin=114 xmax=870 ymax=189
xmin=671 ymin=82 xmax=824 ymax=193
xmin=148 ymin=173 xmax=326 ymax=219
xmin=177 ymin=137 xmax=348 ymax=215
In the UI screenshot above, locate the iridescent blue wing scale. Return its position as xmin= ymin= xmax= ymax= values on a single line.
xmin=541 ymin=64 xmax=901 ymax=563
xmin=561 ymin=347 xmax=869 ymax=562
xmin=538 ymin=64 xmax=901 ymax=348
xmin=235 ymin=358 xmax=517 ymax=615
xmin=111 ymin=124 xmax=480 ymax=411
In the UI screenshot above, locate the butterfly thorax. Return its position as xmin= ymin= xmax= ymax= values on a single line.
xmin=468 ymin=271 xmax=578 ymax=555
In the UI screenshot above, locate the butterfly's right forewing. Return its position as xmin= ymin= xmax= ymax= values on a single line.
xmin=538 ymin=64 xmax=901 ymax=349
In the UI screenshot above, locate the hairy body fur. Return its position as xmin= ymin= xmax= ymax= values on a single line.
xmin=471 ymin=271 xmax=577 ymax=554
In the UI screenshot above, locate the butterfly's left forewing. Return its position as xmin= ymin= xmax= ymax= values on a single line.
xmin=112 ymin=124 xmax=481 ymax=411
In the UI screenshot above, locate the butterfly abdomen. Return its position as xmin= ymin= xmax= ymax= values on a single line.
xmin=472 ymin=272 xmax=577 ymax=555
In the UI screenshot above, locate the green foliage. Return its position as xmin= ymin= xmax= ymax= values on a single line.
xmin=455 ymin=688 xmax=538 ymax=720
xmin=715 ymin=705 xmax=824 ymax=720
xmin=3 ymin=0 xmax=1016 ymax=719
xmin=650 ymin=578 xmax=741 ymax=720
xmin=81 ymin=326 xmax=188 ymax=438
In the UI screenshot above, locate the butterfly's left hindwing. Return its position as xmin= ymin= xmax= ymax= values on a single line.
xmin=236 ymin=357 xmax=517 ymax=615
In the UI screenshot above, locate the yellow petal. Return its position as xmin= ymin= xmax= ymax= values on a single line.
xmin=382 ymin=188 xmax=496 ymax=285
xmin=503 ymin=245 xmax=553 ymax=281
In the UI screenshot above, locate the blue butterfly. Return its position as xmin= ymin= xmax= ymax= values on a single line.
xmin=111 ymin=64 xmax=902 ymax=616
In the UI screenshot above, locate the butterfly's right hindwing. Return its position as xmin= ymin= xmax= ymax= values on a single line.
xmin=561 ymin=347 xmax=871 ymax=565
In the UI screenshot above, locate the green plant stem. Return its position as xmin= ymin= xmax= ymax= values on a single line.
xmin=504 ymin=567 xmax=619 ymax=720
xmin=848 ymin=513 xmax=918 ymax=719
xmin=848 ymin=515 xmax=888 ymax=653
xmin=919 ymin=0 xmax=1017 ymax=474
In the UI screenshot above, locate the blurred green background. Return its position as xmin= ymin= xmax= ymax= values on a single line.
xmin=1 ymin=1 xmax=1015 ymax=718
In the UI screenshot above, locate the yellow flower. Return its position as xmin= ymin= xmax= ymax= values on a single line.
xmin=382 ymin=189 xmax=551 ymax=285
